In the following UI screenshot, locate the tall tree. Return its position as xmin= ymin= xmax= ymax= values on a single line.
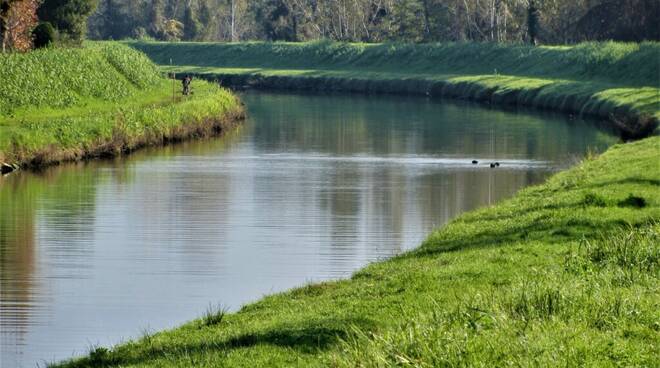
xmin=149 ymin=0 xmax=165 ymax=38
xmin=393 ymin=0 xmax=425 ymax=41
xmin=182 ymin=0 xmax=200 ymax=40
xmin=38 ymin=0 xmax=98 ymax=43
xmin=84 ymin=0 xmax=660 ymax=44
xmin=527 ymin=0 xmax=540 ymax=45
xmin=0 ymin=1 xmax=11 ymax=52
xmin=1 ymin=0 xmax=39 ymax=52
xmin=576 ymin=0 xmax=660 ymax=42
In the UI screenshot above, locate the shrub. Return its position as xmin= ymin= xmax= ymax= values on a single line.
xmin=32 ymin=22 xmax=56 ymax=48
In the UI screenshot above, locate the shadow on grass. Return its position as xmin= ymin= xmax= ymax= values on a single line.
xmin=443 ymin=176 xmax=657 ymax=228
xmin=412 ymin=215 xmax=654 ymax=260
xmin=580 ymin=177 xmax=660 ymax=189
xmin=60 ymin=317 xmax=375 ymax=367
xmin=222 ymin=323 xmax=359 ymax=353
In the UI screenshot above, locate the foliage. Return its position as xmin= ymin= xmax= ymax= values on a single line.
xmin=576 ymin=0 xmax=659 ymax=42
xmin=527 ymin=0 xmax=540 ymax=45
xmin=0 ymin=0 xmax=39 ymax=52
xmin=38 ymin=0 xmax=98 ymax=43
xmin=32 ymin=22 xmax=56 ymax=48
xmin=0 ymin=1 xmax=13 ymax=52
xmin=49 ymin=136 xmax=660 ymax=367
xmin=87 ymin=0 xmax=660 ymax=44
xmin=161 ymin=18 xmax=183 ymax=42
xmin=182 ymin=3 xmax=200 ymax=41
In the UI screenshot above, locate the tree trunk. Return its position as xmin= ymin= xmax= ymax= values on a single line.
xmin=490 ymin=0 xmax=495 ymax=40
xmin=493 ymin=0 xmax=501 ymax=42
xmin=291 ymin=3 xmax=297 ymax=41
xmin=1 ymin=1 xmax=11 ymax=53
xmin=1 ymin=22 xmax=6 ymax=53
xmin=230 ymin=0 xmax=236 ymax=42
xmin=462 ymin=0 xmax=471 ymax=40
xmin=502 ymin=2 xmax=507 ymax=41
xmin=422 ymin=0 xmax=431 ymax=40
xmin=1 ymin=30 xmax=6 ymax=53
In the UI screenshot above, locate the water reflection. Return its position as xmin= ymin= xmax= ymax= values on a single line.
xmin=0 ymin=166 xmax=100 ymax=365
xmin=0 ymin=92 xmax=616 ymax=367
xmin=0 ymin=175 xmax=38 ymax=357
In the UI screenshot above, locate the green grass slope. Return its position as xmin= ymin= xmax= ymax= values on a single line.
xmin=0 ymin=43 xmax=244 ymax=168
xmin=130 ymin=41 xmax=659 ymax=86
xmin=54 ymin=136 xmax=660 ymax=367
xmin=130 ymin=41 xmax=660 ymax=137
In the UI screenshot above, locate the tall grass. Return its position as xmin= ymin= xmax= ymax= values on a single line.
xmin=202 ymin=304 xmax=228 ymax=327
xmin=0 ymin=43 xmax=161 ymax=114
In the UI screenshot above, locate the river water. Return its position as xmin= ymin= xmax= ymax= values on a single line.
xmin=0 ymin=91 xmax=616 ymax=367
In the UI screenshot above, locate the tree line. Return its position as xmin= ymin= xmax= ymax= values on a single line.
xmin=1 ymin=0 xmax=658 ymax=53
xmin=89 ymin=0 xmax=658 ymax=44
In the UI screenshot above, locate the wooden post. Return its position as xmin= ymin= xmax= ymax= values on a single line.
xmin=171 ymin=58 xmax=175 ymax=103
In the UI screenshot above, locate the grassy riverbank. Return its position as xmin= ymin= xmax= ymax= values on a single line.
xmin=0 ymin=43 xmax=244 ymax=169
xmin=54 ymin=136 xmax=659 ymax=367
xmin=129 ymin=41 xmax=660 ymax=138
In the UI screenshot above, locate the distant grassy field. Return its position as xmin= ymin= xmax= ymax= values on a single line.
xmin=129 ymin=41 xmax=660 ymax=138
xmin=0 ymin=43 xmax=244 ymax=168
xmin=53 ymin=135 xmax=659 ymax=367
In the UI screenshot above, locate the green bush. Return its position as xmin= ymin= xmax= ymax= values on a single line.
xmin=32 ymin=23 xmax=57 ymax=49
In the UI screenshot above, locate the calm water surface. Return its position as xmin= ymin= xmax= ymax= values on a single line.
xmin=0 ymin=92 xmax=616 ymax=366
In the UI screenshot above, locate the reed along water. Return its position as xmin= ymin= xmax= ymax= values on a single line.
xmin=0 ymin=91 xmax=617 ymax=367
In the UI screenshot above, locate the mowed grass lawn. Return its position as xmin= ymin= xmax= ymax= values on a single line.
xmin=55 ymin=136 xmax=660 ymax=367
xmin=129 ymin=41 xmax=660 ymax=130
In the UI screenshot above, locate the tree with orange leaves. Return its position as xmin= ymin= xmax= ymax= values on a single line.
xmin=1 ymin=0 xmax=39 ymax=52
